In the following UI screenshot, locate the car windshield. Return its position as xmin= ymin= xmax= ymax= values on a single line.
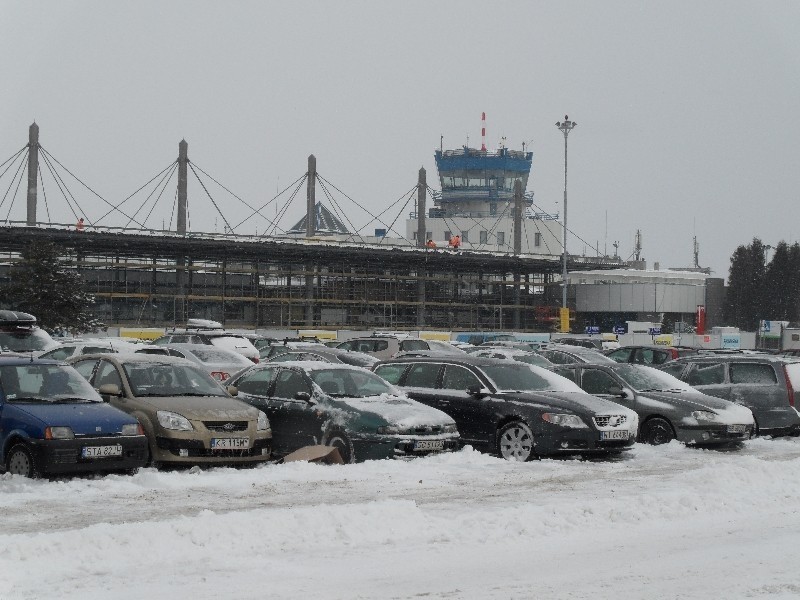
xmin=122 ymin=362 xmax=227 ymax=397
xmin=0 ymin=363 xmax=102 ymax=403
xmin=614 ymin=364 xmax=694 ymax=392
xmin=310 ymin=368 xmax=398 ymax=398
xmin=481 ymin=363 xmax=586 ymax=393
xmin=0 ymin=328 xmax=57 ymax=352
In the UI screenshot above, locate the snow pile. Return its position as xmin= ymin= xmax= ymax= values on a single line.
xmin=2 ymin=441 xmax=800 ymax=599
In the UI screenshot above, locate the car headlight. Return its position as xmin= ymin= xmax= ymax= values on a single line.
xmin=541 ymin=413 xmax=588 ymax=429
xmin=45 ymin=426 xmax=74 ymax=440
xmin=692 ymin=410 xmax=719 ymax=422
xmin=257 ymin=411 xmax=270 ymax=432
xmin=121 ymin=423 xmax=144 ymax=436
xmin=156 ymin=411 xmax=193 ymax=431
xmin=377 ymin=425 xmax=401 ymax=434
xmin=442 ymin=423 xmax=458 ymax=434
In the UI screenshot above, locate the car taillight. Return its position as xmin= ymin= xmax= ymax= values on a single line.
xmin=250 ymin=357 xmax=259 ymax=364
xmin=211 ymin=371 xmax=230 ymax=381
xmin=784 ymin=365 xmax=795 ymax=407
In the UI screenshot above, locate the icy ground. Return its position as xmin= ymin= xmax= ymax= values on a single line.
xmin=3 ymin=439 xmax=800 ymax=600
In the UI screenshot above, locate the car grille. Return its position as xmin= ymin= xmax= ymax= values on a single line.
xmin=203 ymin=421 xmax=249 ymax=432
xmin=593 ymin=415 xmax=628 ymax=428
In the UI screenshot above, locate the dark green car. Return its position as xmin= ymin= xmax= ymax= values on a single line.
xmin=230 ymin=362 xmax=460 ymax=463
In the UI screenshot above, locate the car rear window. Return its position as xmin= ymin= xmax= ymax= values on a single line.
xmin=373 ymin=364 xmax=407 ymax=385
xmin=729 ymin=363 xmax=777 ymax=385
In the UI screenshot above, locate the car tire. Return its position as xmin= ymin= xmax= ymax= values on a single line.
xmin=6 ymin=443 xmax=40 ymax=478
xmin=324 ymin=430 xmax=354 ymax=464
xmin=497 ymin=421 xmax=536 ymax=461
xmin=639 ymin=417 xmax=676 ymax=445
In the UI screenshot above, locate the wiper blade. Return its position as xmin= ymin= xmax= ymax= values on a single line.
xmin=5 ymin=396 xmax=42 ymax=403
xmin=50 ymin=397 xmax=97 ymax=403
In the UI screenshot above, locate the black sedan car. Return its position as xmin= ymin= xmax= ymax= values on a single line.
xmin=373 ymin=356 xmax=639 ymax=461
xmin=552 ymin=363 xmax=754 ymax=446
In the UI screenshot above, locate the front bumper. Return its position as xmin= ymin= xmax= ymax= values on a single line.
xmin=153 ymin=435 xmax=272 ymax=465
xmin=535 ymin=428 xmax=637 ymax=456
xmin=352 ymin=434 xmax=461 ymax=462
xmin=28 ymin=435 xmax=149 ymax=475
xmin=677 ymin=423 xmax=753 ymax=445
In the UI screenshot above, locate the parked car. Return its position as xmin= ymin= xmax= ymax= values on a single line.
xmin=39 ymin=338 xmax=154 ymax=360
xmin=478 ymin=341 xmax=549 ymax=352
xmin=604 ymin=345 xmax=698 ymax=365
xmin=658 ymin=355 xmax=800 ymax=436
xmin=259 ymin=340 xmax=331 ymax=361
xmin=0 ymin=357 xmax=148 ymax=477
xmin=152 ymin=329 xmax=260 ymax=363
xmin=265 ymin=347 xmax=378 ymax=368
xmin=135 ymin=343 xmax=253 ymax=382
xmin=0 ymin=310 xmax=59 ymax=355
xmin=538 ymin=345 xmax=617 ymax=365
xmin=470 ymin=348 xmax=553 ymax=368
xmin=229 ymin=361 xmax=460 ymax=463
xmin=335 ymin=336 xmax=402 ymax=359
xmin=395 ymin=339 xmax=467 ymax=355
xmin=67 ymin=354 xmax=272 ymax=467
xmin=554 ymin=336 xmax=619 ymax=350
xmin=373 ymin=356 xmax=638 ymax=461
xmin=552 ymin=363 xmax=754 ymax=446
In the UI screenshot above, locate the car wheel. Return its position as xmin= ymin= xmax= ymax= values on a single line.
xmin=6 ymin=443 xmax=40 ymax=478
xmin=639 ymin=417 xmax=676 ymax=445
xmin=324 ymin=430 xmax=354 ymax=464
xmin=497 ymin=421 xmax=536 ymax=461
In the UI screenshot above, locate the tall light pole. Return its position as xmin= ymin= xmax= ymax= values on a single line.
xmin=556 ymin=115 xmax=576 ymax=309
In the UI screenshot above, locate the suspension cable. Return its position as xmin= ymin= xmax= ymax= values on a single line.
xmin=263 ymin=176 xmax=306 ymax=237
xmin=37 ymin=162 xmax=52 ymax=223
xmin=190 ymin=162 xmax=283 ymax=233
xmin=124 ymin=161 xmax=178 ymax=229
xmin=316 ymin=176 xmax=366 ymax=243
xmin=0 ymin=146 xmax=28 ymax=182
xmin=188 ymin=162 xmax=233 ymax=233
xmin=3 ymin=151 xmax=29 ymax=223
xmin=140 ymin=162 xmax=179 ymax=230
xmin=0 ymin=147 xmax=28 ymax=215
xmin=95 ymin=160 xmax=177 ymax=225
xmin=40 ymin=150 xmax=89 ymax=224
xmin=232 ymin=173 xmax=307 ymax=231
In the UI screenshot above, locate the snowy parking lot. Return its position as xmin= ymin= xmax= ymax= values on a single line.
xmin=3 ymin=438 xmax=800 ymax=600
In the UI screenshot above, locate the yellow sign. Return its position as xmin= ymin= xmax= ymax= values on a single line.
xmin=297 ymin=329 xmax=337 ymax=341
xmin=653 ymin=334 xmax=674 ymax=346
xmin=559 ymin=308 xmax=570 ymax=333
xmin=419 ymin=331 xmax=452 ymax=341
xmin=119 ymin=328 xmax=163 ymax=341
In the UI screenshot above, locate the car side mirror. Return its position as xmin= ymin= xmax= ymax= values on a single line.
xmin=606 ymin=384 xmax=629 ymax=398
xmin=295 ymin=391 xmax=312 ymax=402
xmin=226 ymin=385 xmax=238 ymax=396
xmin=98 ymin=383 xmax=122 ymax=399
xmin=466 ymin=384 xmax=490 ymax=397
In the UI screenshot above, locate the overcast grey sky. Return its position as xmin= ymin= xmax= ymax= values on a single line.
xmin=2 ymin=1 xmax=798 ymax=279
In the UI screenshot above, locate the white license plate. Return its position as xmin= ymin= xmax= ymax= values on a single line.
xmin=82 ymin=445 xmax=122 ymax=458
xmin=414 ymin=439 xmax=445 ymax=452
xmin=211 ymin=438 xmax=250 ymax=450
xmin=727 ymin=424 xmax=747 ymax=433
xmin=600 ymin=430 xmax=629 ymax=440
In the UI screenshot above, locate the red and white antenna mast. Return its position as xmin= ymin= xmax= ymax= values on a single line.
xmin=481 ymin=112 xmax=487 ymax=151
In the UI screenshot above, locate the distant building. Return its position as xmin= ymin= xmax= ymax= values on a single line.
xmin=406 ymin=145 xmax=563 ymax=255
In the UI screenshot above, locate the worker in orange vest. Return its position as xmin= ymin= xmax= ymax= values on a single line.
xmin=76 ymin=217 xmax=85 ymax=232
xmin=448 ymin=234 xmax=461 ymax=249
xmin=426 ymin=239 xmax=437 ymax=249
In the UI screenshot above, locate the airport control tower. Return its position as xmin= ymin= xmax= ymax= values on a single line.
xmin=432 ymin=145 xmax=534 ymax=218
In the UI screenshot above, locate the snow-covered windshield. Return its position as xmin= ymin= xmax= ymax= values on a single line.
xmin=0 ymin=364 xmax=102 ymax=403
xmin=123 ymin=363 xmax=227 ymax=397
xmin=614 ymin=364 xmax=694 ymax=392
xmin=481 ymin=363 xmax=586 ymax=393
xmin=0 ymin=328 xmax=57 ymax=352
xmin=310 ymin=368 xmax=398 ymax=398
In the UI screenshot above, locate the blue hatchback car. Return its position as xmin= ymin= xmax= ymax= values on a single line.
xmin=0 ymin=357 xmax=148 ymax=477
